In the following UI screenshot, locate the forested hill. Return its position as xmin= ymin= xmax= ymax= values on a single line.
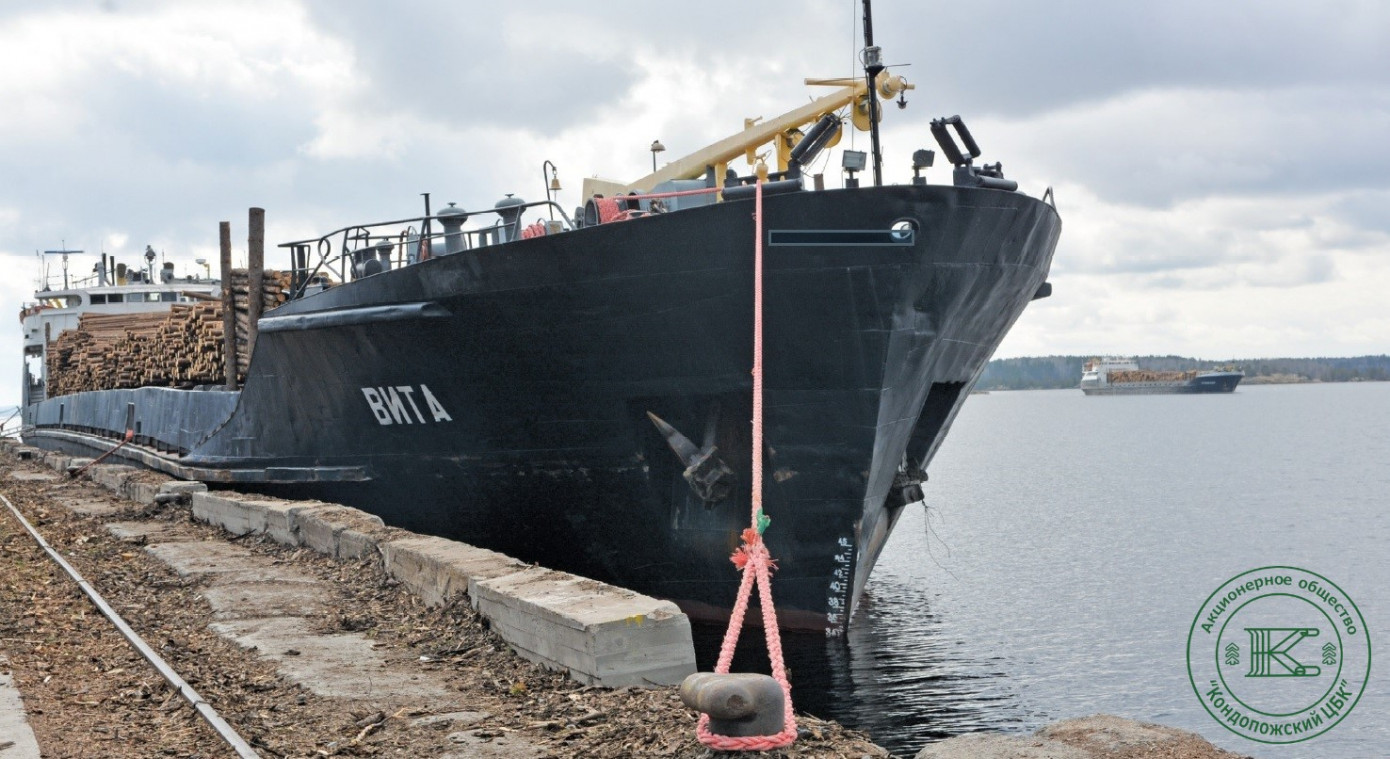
xmin=978 ymin=355 xmax=1390 ymax=390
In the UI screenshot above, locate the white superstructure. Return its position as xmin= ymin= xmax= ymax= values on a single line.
xmin=1079 ymin=357 xmax=1139 ymax=389
xmin=19 ymin=252 xmax=218 ymax=409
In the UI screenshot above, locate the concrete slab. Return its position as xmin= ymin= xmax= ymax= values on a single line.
xmin=124 ymin=480 xmax=165 ymax=506
xmin=9 ymin=445 xmax=42 ymax=460
xmin=208 ymin=617 xmax=450 ymax=700
xmin=0 ymin=654 xmax=42 ymax=759
xmin=144 ymin=541 xmax=260 ymax=577
xmin=379 ymin=536 xmax=530 ymax=607
xmin=252 ymin=499 xmax=309 ymax=546
xmin=337 ymin=527 xmax=386 ymax=560
xmin=191 ymin=492 xmax=323 ymax=545
xmin=190 ymin=492 xmax=273 ymax=537
xmin=442 ymin=729 xmax=546 ymax=759
xmin=295 ymin=505 xmax=388 ymax=560
xmin=200 ymin=581 xmax=329 ymax=621
xmin=487 ymin=613 xmax=696 ymax=687
xmin=143 ymin=541 xmax=318 ymax=585
xmin=472 ymin=568 xmax=695 ymax=687
xmin=412 ymin=711 xmax=490 ymax=728
xmin=56 ymin=498 xmax=123 ymax=518
xmin=88 ymin=465 xmax=139 ymax=492
xmin=7 ymin=471 xmax=56 ymax=482
xmin=159 ymin=481 xmax=209 ymax=495
xmin=104 ymin=521 xmax=192 ymax=543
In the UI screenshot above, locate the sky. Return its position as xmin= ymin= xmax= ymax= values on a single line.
xmin=2 ymin=0 xmax=1387 ymax=405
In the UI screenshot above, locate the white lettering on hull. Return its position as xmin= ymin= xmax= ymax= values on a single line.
xmin=361 ymin=384 xmax=452 ymax=425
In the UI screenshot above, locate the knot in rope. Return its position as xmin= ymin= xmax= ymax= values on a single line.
xmin=730 ymin=528 xmax=778 ymax=573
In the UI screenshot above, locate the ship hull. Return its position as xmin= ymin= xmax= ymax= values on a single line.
xmin=24 ymin=184 xmax=1059 ymax=632
xmin=1081 ymin=371 xmax=1243 ymax=395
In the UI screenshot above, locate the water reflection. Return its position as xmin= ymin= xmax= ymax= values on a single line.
xmin=696 ymin=384 xmax=1390 ymax=759
xmin=692 ymin=571 xmax=1022 ymax=756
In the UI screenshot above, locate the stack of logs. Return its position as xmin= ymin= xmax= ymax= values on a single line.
xmin=1109 ymin=369 xmax=1200 ymax=383
xmin=45 ymin=269 xmax=292 ymax=396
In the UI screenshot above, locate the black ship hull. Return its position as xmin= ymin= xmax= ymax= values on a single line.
xmin=24 ymin=184 xmax=1059 ymax=632
xmin=1184 ymin=371 xmax=1243 ymax=393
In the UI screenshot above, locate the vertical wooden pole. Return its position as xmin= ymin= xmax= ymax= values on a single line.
xmin=220 ymin=221 xmax=236 ymax=390
xmin=43 ymin=322 xmax=52 ymax=400
xmin=247 ymin=208 xmax=265 ymax=363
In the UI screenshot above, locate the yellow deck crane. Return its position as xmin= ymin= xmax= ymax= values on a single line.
xmin=580 ymin=72 xmax=913 ymax=201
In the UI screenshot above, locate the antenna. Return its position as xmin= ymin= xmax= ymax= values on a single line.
xmin=42 ymin=244 xmax=84 ymax=290
xmin=861 ymin=0 xmax=884 ymax=186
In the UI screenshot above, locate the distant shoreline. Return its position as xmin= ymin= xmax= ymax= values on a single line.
xmin=978 ymin=354 xmax=1390 ymax=391
xmin=978 ymin=378 xmax=1389 ymax=392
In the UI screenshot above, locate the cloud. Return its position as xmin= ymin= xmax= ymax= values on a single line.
xmin=1001 ymin=261 xmax=1390 ymax=360
xmin=943 ymin=86 xmax=1390 ymax=209
xmin=0 ymin=1 xmax=358 ymax=248
xmin=994 ymin=189 xmax=1390 ymax=359
xmin=883 ymin=0 xmax=1390 ymax=118
xmin=0 ymin=0 xmax=1388 ymax=405
xmin=1328 ymin=189 xmax=1390 ymax=236
xmin=292 ymin=0 xmax=852 ymax=139
xmin=1042 ymin=185 xmax=1386 ymax=282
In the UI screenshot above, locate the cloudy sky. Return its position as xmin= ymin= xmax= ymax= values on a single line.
xmin=2 ymin=0 xmax=1387 ymax=404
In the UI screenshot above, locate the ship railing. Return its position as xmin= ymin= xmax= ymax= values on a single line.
xmin=278 ymin=199 xmax=575 ymax=300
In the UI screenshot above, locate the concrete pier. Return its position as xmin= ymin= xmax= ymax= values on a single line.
xmin=0 ymin=654 xmax=42 ymax=759
xmin=3 ymin=441 xmax=697 ymax=689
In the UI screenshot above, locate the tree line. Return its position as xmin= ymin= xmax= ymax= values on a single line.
xmin=977 ymin=355 xmax=1390 ymax=390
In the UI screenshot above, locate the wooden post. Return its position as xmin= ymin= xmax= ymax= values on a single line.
xmin=43 ymin=322 xmax=52 ymax=400
xmin=248 ymin=208 xmax=265 ymax=360
xmin=220 ymin=221 xmax=236 ymax=390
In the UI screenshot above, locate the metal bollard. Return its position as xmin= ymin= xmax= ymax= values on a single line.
xmin=680 ymin=672 xmax=784 ymax=737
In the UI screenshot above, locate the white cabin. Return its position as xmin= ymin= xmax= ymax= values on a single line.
xmin=20 ymin=277 xmax=219 ymax=409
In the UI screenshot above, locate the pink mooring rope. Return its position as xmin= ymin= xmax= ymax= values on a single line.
xmin=695 ymin=179 xmax=798 ymax=751
xmin=68 ymin=428 xmax=134 ymax=479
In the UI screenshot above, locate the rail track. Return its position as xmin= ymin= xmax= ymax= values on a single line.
xmin=2 ymin=490 xmax=260 ymax=758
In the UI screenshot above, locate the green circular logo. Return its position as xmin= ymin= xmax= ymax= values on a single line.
xmin=1187 ymin=567 xmax=1370 ymax=744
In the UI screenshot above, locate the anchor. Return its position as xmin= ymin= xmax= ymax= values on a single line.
xmin=646 ymin=404 xmax=735 ymax=505
xmin=884 ymin=454 xmax=927 ymax=509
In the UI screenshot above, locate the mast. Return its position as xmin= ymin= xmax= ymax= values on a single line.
xmin=43 ymin=247 xmax=83 ymax=290
xmin=862 ymin=0 xmax=884 ymax=186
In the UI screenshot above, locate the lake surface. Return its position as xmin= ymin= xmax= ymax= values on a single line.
xmin=695 ymin=382 xmax=1389 ymax=758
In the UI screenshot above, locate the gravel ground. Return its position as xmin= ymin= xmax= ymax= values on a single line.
xmin=0 ymin=456 xmax=889 ymax=758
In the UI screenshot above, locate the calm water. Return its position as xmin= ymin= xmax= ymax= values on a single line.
xmin=696 ymin=382 xmax=1390 ymax=757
